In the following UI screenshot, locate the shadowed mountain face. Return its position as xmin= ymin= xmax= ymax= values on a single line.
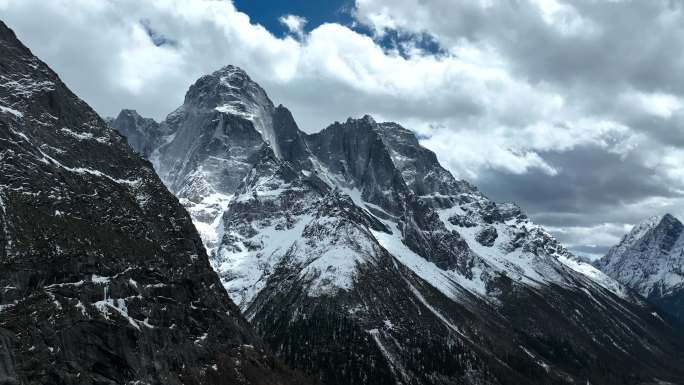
xmin=109 ymin=109 xmax=171 ymax=158
xmin=596 ymin=214 xmax=684 ymax=322
xmin=0 ymin=21 xmax=311 ymax=385
xmin=111 ymin=65 xmax=684 ymax=384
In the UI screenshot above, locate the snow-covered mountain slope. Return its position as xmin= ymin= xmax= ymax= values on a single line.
xmin=596 ymin=214 xmax=684 ymax=321
xmin=302 ymin=115 xmax=628 ymax=300
xmin=0 ymin=21 xmax=309 ymax=385
xmin=111 ymin=65 xmax=684 ymax=385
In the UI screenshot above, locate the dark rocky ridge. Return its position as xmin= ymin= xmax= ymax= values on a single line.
xmin=305 ymin=116 xmax=484 ymax=274
xmin=112 ymin=65 xmax=684 ymax=384
xmin=0 ymin=20 xmax=309 ymax=385
xmin=374 ymin=121 xmax=477 ymax=199
xmin=271 ymin=104 xmax=312 ymax=169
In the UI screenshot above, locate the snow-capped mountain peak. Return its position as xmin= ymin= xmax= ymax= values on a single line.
xmin=185 ymin=65 xmax=279 ymax=156
xmin=595 ymin=213 xmax=684 ymax=320
xmin=0 ymin=23 xmax=304 ymax=384
xmin=110 ymin=65 xmax=684 ymax=385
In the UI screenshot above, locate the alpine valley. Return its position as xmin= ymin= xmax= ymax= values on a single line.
xmin=109 ymin=63 xmax=684 ymax=384
xmin=1 ymin=14 xmax=683 ymax=385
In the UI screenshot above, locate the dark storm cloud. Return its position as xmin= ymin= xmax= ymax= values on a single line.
xmin=474 ymin=142 xmax=684 ymax=256
xmin=355 ymin=0 xmax=684 ymax=254
xmin=624 ymin=114 xmax=684 ymax=147
xmin=479 ymin=145 xmax=679 ymax=216
xmin=501 ymin=2 xmax=684 ymax=91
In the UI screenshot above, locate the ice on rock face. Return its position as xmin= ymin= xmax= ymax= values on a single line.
xmin=0 ymin=104 xmax=23 ymax=118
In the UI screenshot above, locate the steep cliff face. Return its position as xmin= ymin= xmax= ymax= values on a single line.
xmin=0 ymin=21 xmax=308 ymax=385
xmin=112 ymin=65 xmax=684 ymax=385
xmin=596 ymin=214 xmax=684 ymax=321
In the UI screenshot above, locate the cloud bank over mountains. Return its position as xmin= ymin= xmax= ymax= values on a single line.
xmin=2 ymin=0 xmax=683 ymax=257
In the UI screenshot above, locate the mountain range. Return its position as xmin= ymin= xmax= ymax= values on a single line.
xmin=111 ymin=64 xmax=684 ymax=384
xmin=1 ymin=17 xmax=683 ymax=385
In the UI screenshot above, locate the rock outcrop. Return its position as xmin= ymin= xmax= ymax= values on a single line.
xmin=0 ymin=20 xmax=307 ymax=385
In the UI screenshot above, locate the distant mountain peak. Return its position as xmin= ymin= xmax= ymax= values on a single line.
xmin=213 ymin=65 xmax=259 ymax=93
xmin=195 ymin=64 xmax=252 ymax=88
xmin=117 ymin=108 xmax=143 ymax=117
xmin=660 ymin=212 xmax=682 ymax=228
xmin=113 ymin=109 xmax=159 ymax=129
xmin=180 ymin=65 xmax=265 ymax=113
xmin=110 ymin=108 xmax=164 ymax=158
xmin=215 ymin=63 xmax=248 ymax=76
xmin=618 ymin=213 xmax=683 ymax=256
xmin=179 ymin=64 xmax=284 ymax=158
xmin=642 ymin=213 xmax=677 ymax=229
xmin=596 ymin=213 xmax=684 ymax=320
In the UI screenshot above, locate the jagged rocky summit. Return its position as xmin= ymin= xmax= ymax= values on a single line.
xmin=595 ymin=214 xmax=684 ymax=322
xmin=111 ymin=64 xmax=684 ymax=385
xmin=0 ymin=21 xmax=310 ymax=385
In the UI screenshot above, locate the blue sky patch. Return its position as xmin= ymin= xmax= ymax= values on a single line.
xmin=233 ymin=0 xmax=355 ymax=37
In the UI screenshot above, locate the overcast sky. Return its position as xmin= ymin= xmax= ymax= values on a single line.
xmin=2 ymin=0 xmax=683 ymax=258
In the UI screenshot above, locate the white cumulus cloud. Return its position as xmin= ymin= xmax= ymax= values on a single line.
xmin=1 ymin=0 xmax=684 ymax=257
xmin=279 ymin=14 xmax=308 ymax=39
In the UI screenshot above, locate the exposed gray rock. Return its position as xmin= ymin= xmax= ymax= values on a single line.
xmin=476 ymin=225 xmax=498 ymax=246
xmin=111 ymin=109 xmax=167 ymax=157
xmin=448 ymin=213 xmax=478 ymax=228
xmin=0 ymin=21 xmax=307 ymax=385
xmin=375 ymin=121 xmax=477 ymax=198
